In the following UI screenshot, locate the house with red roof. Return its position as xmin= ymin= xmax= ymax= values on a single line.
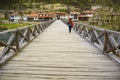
xmin=70 ymin=11 xmax=80 ymax=21
xmin=25 ymin=12 xmax=39 ymax=21
xmin=24 ymin=12 xmax=56 ymax=21
xmin=82 ymin=10 xmax=95 ymax=17
xmin=39 ymin=12 xmax=56 ymax=21
xmin=57 ymin=12 xmax=68 ymax=20
xmin=9 ymin=12 xmax=21 ymax=22
xmin=55 ymin=12 xmax=68 ymax=19
xmin=79 ymin=10 xmax=95 ymax=21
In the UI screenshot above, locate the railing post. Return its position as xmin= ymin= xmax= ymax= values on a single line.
xmin=103 ymin=31 xmax=107 ymax=52
xmin=15 ymin=29 xmax=20 ymax=52
xmin=28 ymin=27 xmax=31 ymax=42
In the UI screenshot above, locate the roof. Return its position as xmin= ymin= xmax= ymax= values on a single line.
xmin=10 ymin=12 xmax=19 ymax=16
xmin=26 ymin=12 xmax=56 ymax=18
xmin=26 ymin=13 xmax=39 ymax=18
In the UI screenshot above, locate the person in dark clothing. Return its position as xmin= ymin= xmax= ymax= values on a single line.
xmin=67 ymin=18 xmax=74 ymax=33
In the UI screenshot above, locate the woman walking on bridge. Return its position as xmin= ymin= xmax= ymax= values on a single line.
xmin=67 ymin=18 xmax=74 ymax=33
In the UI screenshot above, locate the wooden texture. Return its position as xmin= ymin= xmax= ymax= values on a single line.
xmin=0 ymin=20 xmax=54 ymax=65
xmin=73 ymin=22 xmax=120 ymax=60
xmin=0 ymin=20 xmax=120 ymax=80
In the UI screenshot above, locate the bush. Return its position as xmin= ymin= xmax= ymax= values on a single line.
xmin=0 ymin=26 xmax=8 ymax=31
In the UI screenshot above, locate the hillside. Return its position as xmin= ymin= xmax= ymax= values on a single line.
xmin=23 ymin=3 xmax=76 ymax=12
xmin=0 ymin=0 xmax=120 ymax=31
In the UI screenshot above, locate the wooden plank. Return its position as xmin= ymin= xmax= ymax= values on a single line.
xmin=0 ymin=20 xmax=120 ymax=80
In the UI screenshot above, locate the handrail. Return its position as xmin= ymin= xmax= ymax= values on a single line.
xmin=73 ymin=22 xmax=120 ymax=63
xmin=0 ymin=20 xmax=55 ymax=66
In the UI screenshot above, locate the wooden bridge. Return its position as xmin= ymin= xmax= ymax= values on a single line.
xmin=0 ymin=20 xmax=120 ymax=80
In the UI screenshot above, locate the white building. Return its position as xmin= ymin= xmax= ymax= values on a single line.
xmin=79 ymin=10 xmax=96 ymax=21
xmin=70 ymin=11 xmax=80 ymax=21
xmin=59 ymin=12 xmax=68 ymax=20
xmin=9 ymin=13 xmax=21 ymax=22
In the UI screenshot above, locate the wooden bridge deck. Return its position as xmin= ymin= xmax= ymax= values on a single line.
xmin=0 ymin=20 xmax=120 ymax=80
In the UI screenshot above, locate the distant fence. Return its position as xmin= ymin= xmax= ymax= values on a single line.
xmin=0 ymin=20 xmax=55 ymax=66
xmin=73 ymin=22 xmax=120 ymax=63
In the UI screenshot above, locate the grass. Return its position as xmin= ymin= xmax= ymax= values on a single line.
xmin=0 ymin=18 xmax=7 ymax=20
xmin=0 ymin=22 xmax=37 ymax=30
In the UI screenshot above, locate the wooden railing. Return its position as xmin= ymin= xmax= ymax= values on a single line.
xmin=0 ymin=20 xmax=55 ymax=66
xmin=73 ymin=22 xmax=120 ymax=63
